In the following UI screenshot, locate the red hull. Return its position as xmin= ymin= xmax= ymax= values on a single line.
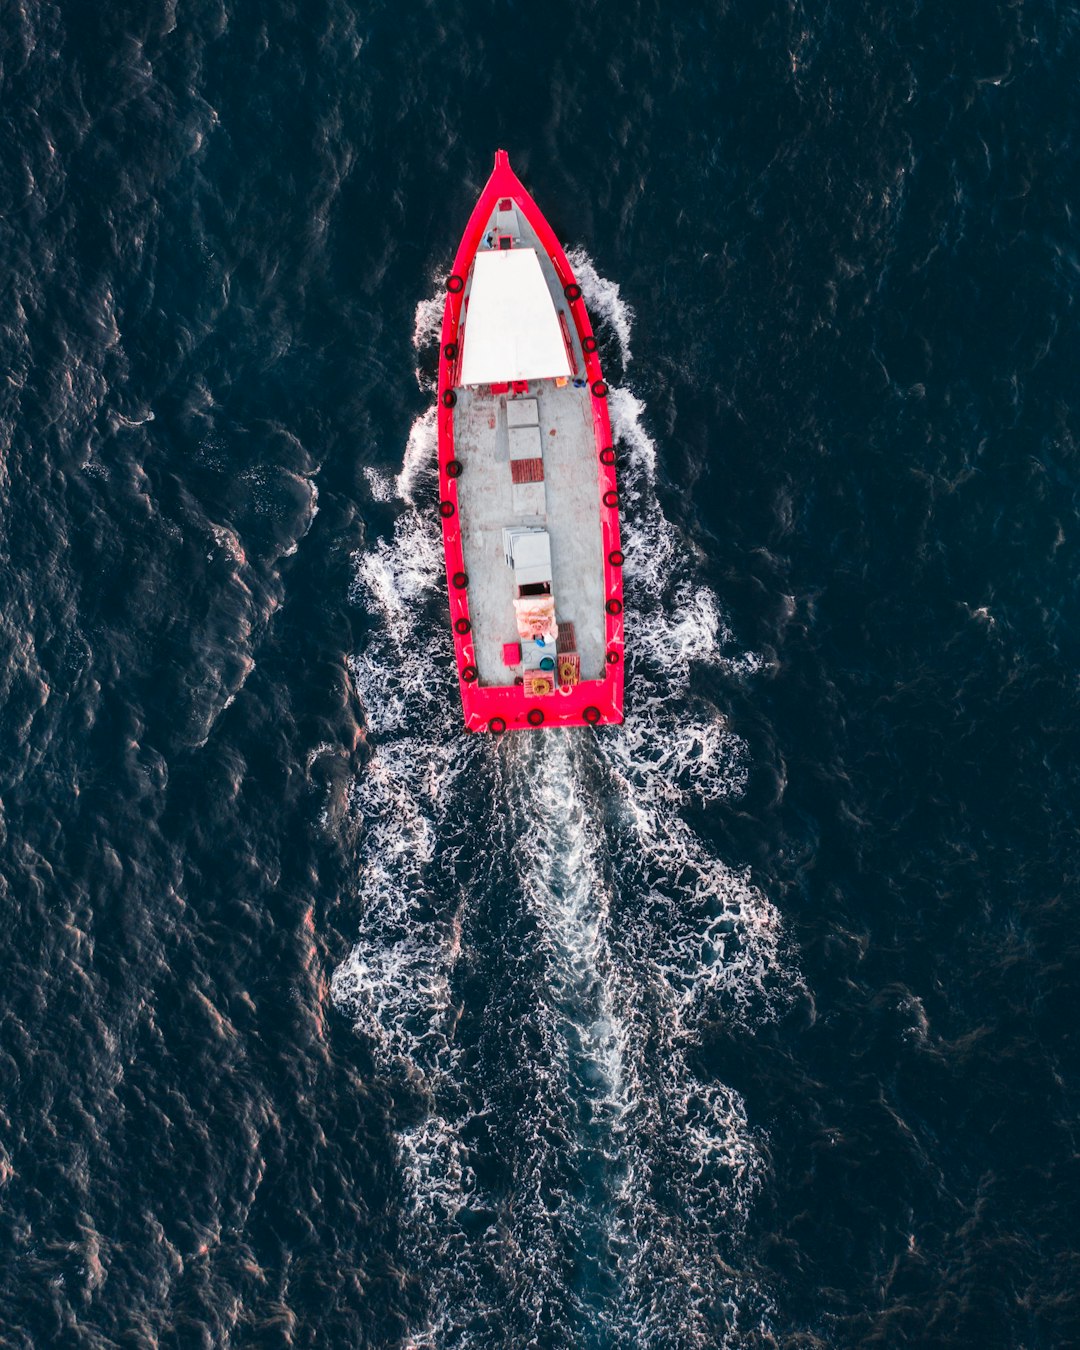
xmin=437 ymin=151 xmax=625 ymax=733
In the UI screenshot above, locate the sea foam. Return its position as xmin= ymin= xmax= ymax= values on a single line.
xmin=331 ymin=259 xmax=798 ymax=1347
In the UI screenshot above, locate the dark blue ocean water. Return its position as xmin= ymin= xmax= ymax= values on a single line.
xmin=3 ymin=2 xmax=1079 ymax=1346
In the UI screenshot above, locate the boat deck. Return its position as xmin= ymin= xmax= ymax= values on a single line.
xmin=453 ymin=380 xmax=606 ymax=684
xmin=437 ymin=148 xmax=623 ymax=731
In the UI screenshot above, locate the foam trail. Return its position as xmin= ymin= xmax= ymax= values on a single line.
xmin=332 ymin=262 xmax=798 ymax=1348
xmin=566 ymin=246 xmax=634 ymax=367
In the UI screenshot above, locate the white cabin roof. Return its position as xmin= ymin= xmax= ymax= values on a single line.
xmin=459 ymin=249 xmax=572 ymax=386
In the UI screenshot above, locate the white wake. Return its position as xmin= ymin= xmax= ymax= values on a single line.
xmin=331 ymin=267 xmax=797 ymax=1348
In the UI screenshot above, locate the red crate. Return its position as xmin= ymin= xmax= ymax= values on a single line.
xmin=510 ymin=457 xmax=545 ymax=484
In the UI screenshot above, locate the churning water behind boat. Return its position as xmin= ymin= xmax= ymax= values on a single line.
xmin=331 ymin=265 xmax=799 ymax=1347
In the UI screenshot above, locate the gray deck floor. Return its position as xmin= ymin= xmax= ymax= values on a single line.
xmin=454 ymin=380 xmax=606 ymax=683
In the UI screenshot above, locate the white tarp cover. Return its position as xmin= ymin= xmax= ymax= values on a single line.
xmin=459 ymin=249 xmax=572 ymax=386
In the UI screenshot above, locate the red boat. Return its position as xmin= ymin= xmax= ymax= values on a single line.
xmin=437 ymin=151 xmax=625 ymax=733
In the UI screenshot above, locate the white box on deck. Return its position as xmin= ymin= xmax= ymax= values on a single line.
xmin=506 ymin=398 xmax=539 ymax=428
xmin=508 ymin=425 xmax=543 ymax=460
xmin=502 ymin=527 xmax=552 ymax=584
xmin=511 ymin=482 xmax=547 ymax=517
